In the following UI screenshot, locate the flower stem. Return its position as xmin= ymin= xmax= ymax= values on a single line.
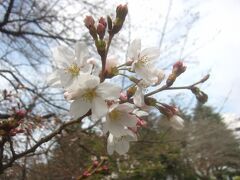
xmin=100 ymin=34 xmax=114 ymax=82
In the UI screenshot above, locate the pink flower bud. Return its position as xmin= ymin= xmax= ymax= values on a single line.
xmin=99 ymin=17 xmax=107 ymax=28
xmin=161 ymin=103 xmax=178 ymax=115
xmin=97 ymin=23 xmax=106 ymax=39
xmin=137 ymin=118 xmax=147 ymax=127
xmin=87 ymin=58 xmax=97 ymax=66
xmin=15 ymin=110 xmax=26 ymax=120
xmin=84 ymin=16 xmax=95 ymax=29
xmin=120 ymin=92 xmax=128 ymax=101
xmin=172 ymin=61 xmax=186 ymax=76
xmin=101 ymin=165 xmax=109 ymax=171
xmin=16 ymin=129 xmax=25 ymax=133
xmin=116 ymin=4 xmax=128 ymax=19
xmin=82 ymin=170 xmax=91 ymax=177
xmin=93 ymin=160 xmax=99 ymax=167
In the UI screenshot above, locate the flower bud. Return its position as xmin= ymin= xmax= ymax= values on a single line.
xmin=127 ymin=86 xmax=137 ymax=99
xmin=101 ymin=165 xmax=109 ymax=171
xmin=116 ymin=4 xmax=128 ymax=20
xmin=120 ymin=92 xmax=128 ymax=101
xmin=97 ymin=23 xmax=106 ymax=39
xmin=172 ymin=61 xmax=186 ymax=76
xmin=95 ymin=40 xmax=106 ymax=57
xmin=15 ymin=110 xmax=26 ymax=120
xmin=99 ymin=17 xmax=107 ymax=28
xmin=157 ymin=105 xmax=173 ymax=117
xmin=84 ymin=16 xmax=97 ymax=40
xmin=82 ymin=170 xmax=91 ymax=178
xmin=144 ymin=97 xmax=157 ymax=106
xmin=16 ymin=128 xmax=24 ymax=133
xmin=84 ymin=16 xmax=95 ymax=29
xmin=166 ymin=61 xmax=186 ymax=87
xmin=107 ymin=15 xmax=112 ymax=31
xmin=112 ymin=4 xmax=128 ymax=34
xmin=87 ymin=58 xmax=97 ymax=66
xmin=137 ymin=118 xmax=147 ymax=127
xmin=156 ymin=104 xmax=178 ymax=118
xmin=191 ymin=87 xmax=208 ymax=104
xmin=166 ymin=73 xmax=176 ymax=87
xmin=93 ymin=160 xmax=99 ymax=167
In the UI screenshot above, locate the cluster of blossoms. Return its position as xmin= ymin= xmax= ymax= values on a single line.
xmin=47 ymin=4 xmax=208 ymax=155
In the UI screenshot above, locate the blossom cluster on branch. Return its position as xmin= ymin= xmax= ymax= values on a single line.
xmin=47 ymin=4 xmax=209 ymax=155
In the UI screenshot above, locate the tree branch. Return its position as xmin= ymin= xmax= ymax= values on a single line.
xmin=0 ymin=111 xmax=90 ymax=173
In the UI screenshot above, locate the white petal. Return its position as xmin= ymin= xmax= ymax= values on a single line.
xmin=70 ymin=99 xmax=91 ymax=118
xmin=107 ymin=120 xmax=126 ymax=137
xmin=81 ymin=64 xmax=92 ymax=73
xmin=117 ymin=103 xmax=134 ymax=113
xmin=119 ymin=114 xmax=138 ymax=128
xmin=133 ymin=86 xmax=145 ymax=107
xmin=96 ymin=82 xmax=121 ymax=100
xmin=133 ymin=109 xmax=149 ymax=117
xmin=59 ymin=71 xmax=74 ymax=88
xmin=46 ymin=70 xmax=61 ymax=87
xmin=92 ymin=97 xmax=108 ymax=119
xmin=64 ymin=87 xmax=85 ymax=100
xmin=127 ymin=39 xmax=141 ymax=60
xmin=107 ymin=134 xmax=114 ymax=155
xmin=152 ymin=69 xmax=165 ymax=85
xmin=102 ymin=121 xmax=109 ymax=135
xmin=170 ymin=115 xmax=184 ymax=130
xmin=140 ymin=47 xmax=160 ymax=61
xmin=75 ymin=42 xmax=89 ymax=65
xmin=53 ymin=46 xmax=74 ymax=68
xmin=135 ymin=66 xmax=158 ymax=85
xmin=125 ymin=131 xmax=138 ymax=141
xmin=116 ymin=138 xmax=130 ymax=155
xmin=84 ymin=75 xmax=100 ymax=89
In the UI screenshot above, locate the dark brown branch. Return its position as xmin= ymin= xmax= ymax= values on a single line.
xmin=0 ymin=28 xmax=76 ymax=42
xmin=0 ymin=111 xmax=90 ymax=173
xmin=0 ymin=0 xmax=15 ymax=28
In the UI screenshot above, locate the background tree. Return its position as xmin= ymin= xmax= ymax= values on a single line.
xmin=8 ymin=103 xmax=238 ymax=180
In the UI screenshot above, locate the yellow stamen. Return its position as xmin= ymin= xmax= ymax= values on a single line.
xmin=109 ymin=109 xmax=121 ymax=121
xmin=66 ymin=63 xmax=80 ymax=76
xmin=135 ymin=55 xmax=149 ymax=68
xmin=82 ymin=89 xmax=97 ymax=102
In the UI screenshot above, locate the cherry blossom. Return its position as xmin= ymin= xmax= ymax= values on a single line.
xmin=48 ymin=42 xmax=92 ymax=88
xmin=107 ymin=129 xmax=137 ymax=155
xmin=64 ymin=74 xmax=121 ymax=119
xmin=103 ymin=103 xmax=138 ymax=137
xmin=127 ymin=39 xmax=161 ymax=84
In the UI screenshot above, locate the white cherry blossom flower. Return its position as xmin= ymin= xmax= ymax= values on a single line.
xmin=103 ymin=103 xmax=138 ymax=137
xmin=127 ymin=39 xmax=160 ymax=84
xmin=169 ymin=115 xmax=184 ymax=130
xmin=48 ymin=42 xmax=92 ymax=88
xmin=107 ymin=129 xmax=137 ymax=155
xmin=65 ymin=75 xmax=121 ymax=119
